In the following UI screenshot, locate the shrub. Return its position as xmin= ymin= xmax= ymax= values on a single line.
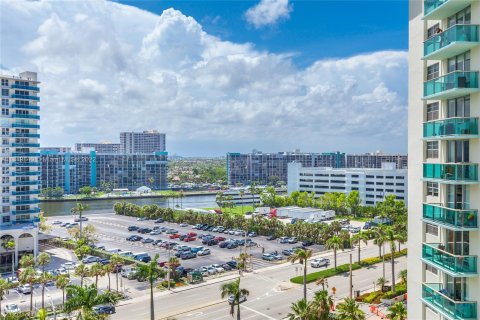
xmin=383 ymin=289 xmax=407 ymax=300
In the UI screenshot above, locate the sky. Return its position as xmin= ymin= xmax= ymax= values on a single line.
xmin=0 ymin=0 xmax=409 ymax=156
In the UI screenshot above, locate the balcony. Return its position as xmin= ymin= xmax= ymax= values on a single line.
xmin=10 ymin=84 xmax=39 ymax=92
xmin=11 ymin=208 xmax=40 ymax=215
xmin=11 ymin=123 xmax=40 ymax=129
xmin=11 ymin=114 xmax=40 ymax=120
xmin=423 ymin=117 xmax=479 ymax=140
xmin=0 ymin=222 xmax=38 ymax=231
xmin=10 ymin=104 xmax=39 ymax=111
xmin=11 ymin=133 xmax=40 ymax=138
xmin=423 ymin=203 xmax=478 ymax=230
xmin=12 ymin=190 xmax=40 ymax=196
xmin=11 ymin=162 xmax=41 ymax=167
xmin=11 ymin=153 xmax=40 ymax=157
xmin=422 ymin=283 xmax=477 ymax=320
xmin=11 ymin=171 xmax=40 ymax=176
xmin=12 ymin=143 xmax=40 ymax=148
xmin=423 ymin=71 xmax=479 ymax=100
xmin=11 ymin=94 xmax=39 ymax=101
xmin=422 ymin=243 xmax=477 ymax=276
xmin=423 ymin=163 xmax=478 ymax=184
xmin=424 ymin=25 xmax=479 ymax=60
xmin=423 ymin=0 xmax=473 ymax=20
xmin=12 ymin=181 xmax=40 ymax=186
xmin=12 ymin=199 xmax=40 ymax=205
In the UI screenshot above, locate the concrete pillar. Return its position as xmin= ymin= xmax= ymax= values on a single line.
xmin=14 ymin=236 xmax=18 ymax=268
xmin=33 ymin=233 xmax=38 ymax=258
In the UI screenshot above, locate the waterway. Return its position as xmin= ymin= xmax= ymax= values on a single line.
xmin=39 ymin=194 xmax=217 ymax=217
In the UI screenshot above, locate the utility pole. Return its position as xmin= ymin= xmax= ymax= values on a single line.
xmin=349 ymin=253 xmax=353 ymax=298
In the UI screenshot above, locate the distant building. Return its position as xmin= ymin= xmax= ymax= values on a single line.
xmin=39 ymin=147 xmax=71 ymax=153
xmin=346 ymin=152 xmax=408 ymax=169
xmin=120 ymin=130 xmax=166 ymax=154
xmin=74 ymin=142 xmax=121 ymax=154
xmin=288 ymin=162 xmax=407 ymax=206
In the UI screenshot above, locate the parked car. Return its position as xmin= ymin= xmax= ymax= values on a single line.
xmin=169 ymin=234 xmax=181 ymax=239
xmin=52 ymin=220 xmax=62 ymax=225
xmin=226 ymin=242 xmax=238 ymax=249
xmin=206 ymin=239 xmax=219 ymax=246
xmin=99 ymin=258 xmax=110 ymax=265
xmin=350 ymin=226 xmax=361 ymax=233
xmin=266 ymin=235 xmax=277 ymax=241
xmin=215 ymin=236 xmax=226 ymax=242
xmin=74 ymin=217 xmax=88 ymax=222
xmin=247 ymin=232 xmax=257 ymax=237
xmin=288 ymin=237 xmax=298 ymax=244
xmin=262 ymin=254 xmax=275 ymax=261
xmin=211 ymin=264 xmax=225 ymax=273
xmin=127 ymin=226 xmax=139 ymax=231
xmin=197 ymin=248 xmax=211 ymax=256
xmin=93 ymin=304 xmax=115 ymax=315
xmin=142 ymin=238 xmax=154 ymax=244
xmin=82 ymin=256 xmax=99 ymax=264
xmin=18 ymin=284 xmax=32 ymax=294
xmin=219 ymin=241 xmax=229 ymax=248
xmin=363 ymin=222 xmax=372 ymax=230
xmin=302 ymin=240 xmax=314 ymax=246
xmin=138 ymin=227 xmax=152 ymax=234
xmin=180 ymin=252 xmax=197 ymax=259
xmin=61 ymin=262 xmax=76 ymax=270
xmin=4 ymin=304 xmax=20 ymax=314
xmin=282 ymin=249 xmax=294 ymax=256
xmin=311 ymin=258 xmax=330 ymax=268
xmin=225 ymin=260 xmax=237 ymax=269
xmin=184 ymin=237 xmax=196 ymax=242
xmin=150 ymin=230 xmax=161 ymax=235
xmin=228 ymin=295 xmax=247 ymax=304
xmin=222 ymin=264 xmax=232 ymax=271
xmin=154 ymin=218 xmax=164 ymax=223
xmin=179 ymin=223 xmax=188 ymax=227
xmin=279 ymin=237 xmax=290 ymax=244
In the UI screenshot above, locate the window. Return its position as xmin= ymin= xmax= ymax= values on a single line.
xmin=351 ymin=175 xmax=359 ymax=178
xmin=427 ymin=23 xmax=439 ymax=39
xmin=1 ymin=109 xmax=8 ymax=116
xmin=366 ymin=188 xmax=374 ymax=191
xmin=386 ymin=182 xmax=394 ymax=186
xmin=448 ymin=96 xmax=470 ymax=118
xmin=425 ymin=264 xmax=438 ymax=275
xmin=2 ymin=216 xmax=10 ymax=223
xmin=351 ymin=187 xmax=359 ymax=191
xmin=376 ymin=182 xmax=384 ymax=185
xmin=396 ymin=190 xmax=404 ymax=193
xmin=366 ymin=175 xmax=374 ymax=178
xmin=386 ymin=189 xmax=394 ymax=192
xmin=426 ymin=102 xmax=439 ymax=121
xmin=426 ymin=141 xmax=439 ymax=158
xmin=396 ymin=176 xmax=405 ymax=179
xmin=396 ymin=183 xmax=405 ymax=186
xmin=448 ymin=51 xmax=470 ymax=73
xmin=366 ymin=182 xmax=374 ymax=185
xmin=427 ymin=63 xmax=439 ymax=80
xmin=366 ymin=201 xmax=374 ymax=205
xmin=426 ymin=223 xmax=439 ymax=236
xmin=427 ymin=182 xmax=439 ymax=196
xmin=386 ymin=176 xmax=394 ymax=179
xmin=1 ymin=89 xmax=8 ymax=97
xmin=376 ymin=175 xmax=384 ymax=179
xmin=447 ymin=6 xmax=470 ymax=28
xmin=351 ymin=181 xmax=359 ymax=185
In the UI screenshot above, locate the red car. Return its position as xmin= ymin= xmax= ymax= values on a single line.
xmin=215 ymin=236 xmax=226 ymax=242
xmin=187 ymin=232 xmax=197 ymax=237
xmin=184 ymin=237 xmax=196 ymax=242
xmin=158 ymin=261 xmax=167 ymax=267
xmin=169 ymin=233 xmax=181 ymax=239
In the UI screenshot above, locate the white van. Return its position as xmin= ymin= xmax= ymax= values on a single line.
xmin=106 ymin=248 xmax=121 ymax=254
xmin=118 ymin=251 xmax=134 ymax=258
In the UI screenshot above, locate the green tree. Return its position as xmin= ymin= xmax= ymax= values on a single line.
xmin=64 ymin=284 xmax=119 ymax=319
xmin=19 ymin=254 xmax=35 ymax=268
xmin=351 ymin=232 xmax=369 ymax=264
xmin=137 ymin=254 xmax=164 ymax=320
xmin=346 ymin=191 xmax=362 ymax=218
xmin=220 ymin=278 xmax=250 ymax=320
xmin=287 ymin=299 xmax=314 ymax=320
xmin=56 ymin=274 xmax=70 ymax=307
xmin=336 ymin=297 xmax=365 ymax=320
xmin=79 ymin=186 xmax=92 ymax=197
xmin=373 ymin=225 xmax=387 ymax=258
xmin=387 ymin=302 xmax=407 ymax=320
xmin=18 ymin=267 xmax=37 ymax=315
xmin=398 ymin=270 xmax=407 ymax=286
xmin=36 ymin=252 xmax=51 ymax=273
xmin=38 ymin=272 xmax=54 ymax=310
xmin=325 ymin=236 xmax=344 ymax=269
xmin=385 ymin=227 xmax=401 ymax=292
xmin=287 ymin=249 xmax=313 ymax=302
xmin=37 ymin=308 xmax=47 ymax=320
xmin=237 ymin=253 xmax=249 ymax=272
xmin=376 ymin=277 xmax=387 ymax=289
xmin=74 ymin=263 xmax=90 ymax=287
xmin=311 ymin=290 xmax=334 ymax=320
xmin=1 ymin=237 xmax=15 ymax=277
xmin=90 ymin=262 xmax=105 ymax=288
xmin=71 ymin=202 xmax=90 ymax=238
xmin=109 ymin=254 xmax=123 ymax=292
xmin=0 ymin=278 xmax=10 ymax=313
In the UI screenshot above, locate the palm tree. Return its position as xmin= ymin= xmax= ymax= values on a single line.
xmin=311 ymin=290 xmax=333 ymax=320
xmin=56 ymin=274 xmax=70 ymax=307
xmin=398 ymin=269 xmax=407 ymax=286
xmin=351 ymin=232 xmax=369 ymax=264
xmin=325 ymin=236 xmax=343 ymax=269
xmin=0 ymin=278 xmax=10 ymax=313
xmin=1 ymin=237 xmax=15 ymax=277
xmin=220 ymin=278 xmax=250 ymax=320
xmin=19 ymin=267 xmax=37 ymax=315
xmin=64 ymin=284 xmax=119 ymax=319
xmin=109 ymin=254 xmax=123 ymax=291
xmin=71 ymin=202 xmax=89 ymax=238
xmin=38 ymin=272 xmax=54 ymax=310
xmin=385 ymin=227 xmax=400 ymax=291
xmin=74 ymin=263 xmax=90 ymax=287
xmin=287 ymin=249 xmax=313 ymax=301
xmin=287 ymin=299 xmax=313 ymax=320
xmin=239 ymin=189 xmax=245 ymax=215
xmin=237 ymin=253 xmax=249 ymax=272
xmin=373 ymin=226 xmax=387 ymax=258
xmin=376 ymin=277 xmax=387 ymax=290
xmin=336 ymin=297 xmax=365 ymax=320
xmin=90 ymin=262 xmax=105 ymax=288
xmin=387 ymin=302 xmax=407 ymax=320
xmin=136 ymin=254 xmax=164 ymax=320
xmin=168 ymin=256 xmax=180 ymax=282
xmin=36 ymin=252 xmax=51 ymax=273
xmin=315 ymin=276 xmax=327 ymax=291
xmin=103 ymin=263 xmax=114 ymax=291
xmin=19 ymin=254 xmax=35 ymax=268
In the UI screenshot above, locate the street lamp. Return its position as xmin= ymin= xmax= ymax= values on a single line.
xmin=47 ymin=294 xmax=56 ymax=320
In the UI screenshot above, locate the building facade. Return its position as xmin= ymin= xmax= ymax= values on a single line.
xmin=346 ymin=153 xmax=408 ymax=170
xmin=287 ymin=162 xmax=407 ymax=206
xmin=408 ymin=1 xmax=480 ymax=319
xmin=226 ymin=151 xmax=346 ymax=186
xmin=0 ymin=71 xmax=40 ymax=268
xmin=120 ymin=130 xmax=166 ymax=154
xmin=40 ymin=150 xmax=168 ymax=193
xmin=74 ymin=142 xmax=120 ymax=153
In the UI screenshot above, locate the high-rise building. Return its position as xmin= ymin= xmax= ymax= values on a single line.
xmin=74 ymin=142 xmax=120 ymax=153
xmin=408 ymin=1 xmax=480 ymax=319
xmin=346 ymin=153 xmax=408 ymax=169
xmin=120 ymin=130 xmax=166 ymax=154
xmin=0 ymin=71 xmax=41 ymax=267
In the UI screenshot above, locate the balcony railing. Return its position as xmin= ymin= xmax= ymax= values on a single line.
xmin=423 ymin=203 xmax=478 ymax=229
xmin=423 ymin=243 xmax=477 ymax=275
xmin=11 ymin=133 xmax=40 ymax=138
xmin=12 ymin=190 xmax=40 ymax=196
xmin=11 ymin=162 xmax=41 ymax=167
xmin=424 ymin=25 xmax=479 ymax=59
xmin=11 ymin=208 xmax=40 ymax=215
xmin=424 ymin=71 xmax=479 ymax=100
xmin=11 ymin=84 xmax=39 ymax=91
xmin=11 ymin=123 xmax=40 ymax=129
xmin=422 ymin=283 xmax=477 ymax=320
xmin=12 ymin=181 xmax=40 ymax=186
xmin=11 ymin=153 xmax=40 ymax=157
xmin=423 ymin=0 xmax=474 ymax=20
xmin=423 ymin=118 xmax=479 ymax=139
xmin=11 ymin=94 xmax=39 ymax=101
xmin=12 ymin=143 xmax=40 ymax=148
xmin=11 ymin=114 xmax=40 ymax=120
xmin=12 ymin=199 xmax=40 ymax=205
xmin=423 ymin=163 xmax=478 ymax=183
xmin=11 ymin=171 xmax=40 ymax=176
xmin=10 ymin=104 xmax=39 ymax=111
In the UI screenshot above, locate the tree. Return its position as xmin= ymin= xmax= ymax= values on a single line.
xmin=136 ymin=254 xmax=164 ymax=320
xmin=74 ymin=244 xmax=91 ymax=260
xmin=315 ymin=276 xmax=327 ymax=291
xmin=385 ymin=227 xmax=400 ymax=292
xmin=398 ymin=270 xmax=407 ymax=286
xmin=56 ymin=274 xmax=70 ymax=307
xmin=0 ymin=278 xmax=10 ymax=313
xmin=351 ymin=232 xmax=369 ymax=264
xmin=346 ymin=191 xmax=362 ymax=218
xmin=79 ymin=186 xmax=92 ymax=197
xmin=287 ymin=299 xmax=313 ymax=320
xmin=64 ymin=284 xmax=119 ymax=319
xmin=387 ymin=302 xmax=407 ymax=320
xmin=90 ymin=262 xmax=105 ymax=288
xmin=373 ymin=226 xmax=387 ymax=258
xmin=311 ymin=290 xmax=334 ymax=320
xmin=376 ymin=277 xmax=387 ymax=289
xmin=19 ymin=267 xmax=37 ymax=315
xmin=336 ymin=297 xmax=365 ymax=320
xmin=220 ymin=278 xmax=250 ymax=320
xmin=237 ymin=253 xmax=249 ymax=272
xmin=19 ymin=254 xmax=35 ymax=268
xmin=36 ymin=252 xmax=51 ymax=273
xmin=109 ymin=254 xmax=123 ymax=292
xmin=1 ymin=237 xmax=15 ymax=277
xmin=38 ymin=272 xmax=54 ymax=310
xmin=325 ymin=236 xmax=344 ymax=269
xmin=71 ymin=202 xmax=89 ymax=238
xmin=74 ymin=263 xmax=90 ymax=287
xmin=287 ymin=249 xmax=313 ymax=301
xmin=37 ymin=308 xmax=47 ymax=320
xmin=103 ymin=264 xmax=113 ymax=291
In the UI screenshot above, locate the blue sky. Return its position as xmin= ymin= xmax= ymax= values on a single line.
xmin=120 ymin=0 xmax=408 ymax=66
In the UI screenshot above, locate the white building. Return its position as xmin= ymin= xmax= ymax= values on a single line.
xmin=287 ymin=162 xmax=408 ymax=206
xmin=120 ymin=130 xmax=166 ymax=154
xmin=408 ymin=1 xmax=480 ymax=319
xmin=0 ymin=71 xmax=41 ymax=268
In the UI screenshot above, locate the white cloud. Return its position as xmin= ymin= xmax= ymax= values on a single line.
xmin=244 ymin=0 xmax=292 ymax=28
xmin=0 ymin=0 xmax=407 ymax=155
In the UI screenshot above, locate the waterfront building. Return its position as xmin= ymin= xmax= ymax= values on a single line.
xmin=40 ymin=150 xmax=168 ymax=193
xmin=408 ymin=1 xmax=480 ymax=319
xmin=120 ymin=130 xmax=166 ymax=154
xmin=74 ymin=142 xmax=120 ymax=153
xmin=0 ymin=71 xmax=41 ymax=268
xmin=346 ymin=152 xmax=408 ymax=170
xmin=287 ymin=162 xmax=407 ymax=206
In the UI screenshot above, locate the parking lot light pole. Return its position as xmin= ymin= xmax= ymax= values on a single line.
xmin=47 ymin=294 xmax=56 ymax=320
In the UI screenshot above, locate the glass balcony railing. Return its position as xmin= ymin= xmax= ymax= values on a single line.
xmin=422 ymin=283 xmax=477 ymax=320
xmin=10 ymin=104 xmax=39 ymax=111
xmin=423 ymin=203 xmax=478 ymax=229
xmin=424 ymin=25 xmax=479 ymax=58
xmin=12 ymin=199 xmax=40 ymax=205
xmin=11 ymin=171 xmax=40 ymax=176
xmin=423 ymin=163 xmax=478 ymax=183
xmin=12 ymin=143 xmax=40 ymax=148
xmin=12 ymin=181 xmax=40 ymax=186
xmin=11 ymin=94 xmax=39 ymax=101
xmin=11 ymin=208 xmax=40 ymax=215
xmin=11 ymin=153 xmax=40 ymax=157
xmin=423 ymin=118 xmax=479 ymax=139
xmin=12 ymin=190 xmax=40 ymax=196
xmin=424 ymin=71 xmax=479 ymax=99
xmin=11 ymin=133 xmax=40 ymax=138
xmin=11 ymin=84 xmax=39 ymax=91
xmin=423 ymin=243 xmax=477 ymax=275
xmin=11 ymin=123 xmax=40 ymax=129
xmin=424 ymin=0 xmax=474 ymax=20
xmin=11 ymin=162 xmax=41 ymax=167
xmin=11 ymin=114 xmax=40 ymax=120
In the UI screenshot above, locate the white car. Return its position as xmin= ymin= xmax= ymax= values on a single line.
xmin=18 ymin=284 xmax=32 ymax=294
xmin=211 ymin=264 xmax=225 ymax=273
xmin=52 ymin=220 xmax=62 ymax=225
xmin=206 ymin=267 xmax=217 ymax=275
xmin=6 ymin=276 xmax=18 ymax=285
xmin=56 ymin=267 xmax=68 ymax=275
xmin=197 ymin=249 xmax=211 ymax=256
xmin=228 ymin=295 xmax=247 ymax=304
xmin=311 ymin=258 xmax=330 ymax=268
xmin=61 ymin=262 xmax=76 ymax=270
xmin=150 ymin=230 xmax=161 ymax=235
xmin=4 ymin=304 xmax=20 ymax=314
xmin=179 ymin=223 xmax=188 ymax=227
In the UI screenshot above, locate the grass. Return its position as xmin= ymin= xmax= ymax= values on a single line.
xmin=203 ymin=206 xmax=255 ymax=215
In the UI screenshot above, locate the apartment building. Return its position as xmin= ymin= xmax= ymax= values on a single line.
xmin=287 ymin=162 xmax=407 ymax=206
xmin=120 ymin=130 xmax=166 ymax=154
xmin=346 ymin=153 xmax=408 ymax=170
xmin=40 ymin=150 xmax=168 ymax=193
xmin=0 ymin=71 xmax=41 ymax=268
xmin=408 ymin=1 xmax=480 ymax=319
xmin=74 ymin=142 xmax=120 ymax=153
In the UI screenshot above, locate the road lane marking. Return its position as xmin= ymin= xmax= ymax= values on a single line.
xmin=240 ymin=305 xmax=277 ymax=320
